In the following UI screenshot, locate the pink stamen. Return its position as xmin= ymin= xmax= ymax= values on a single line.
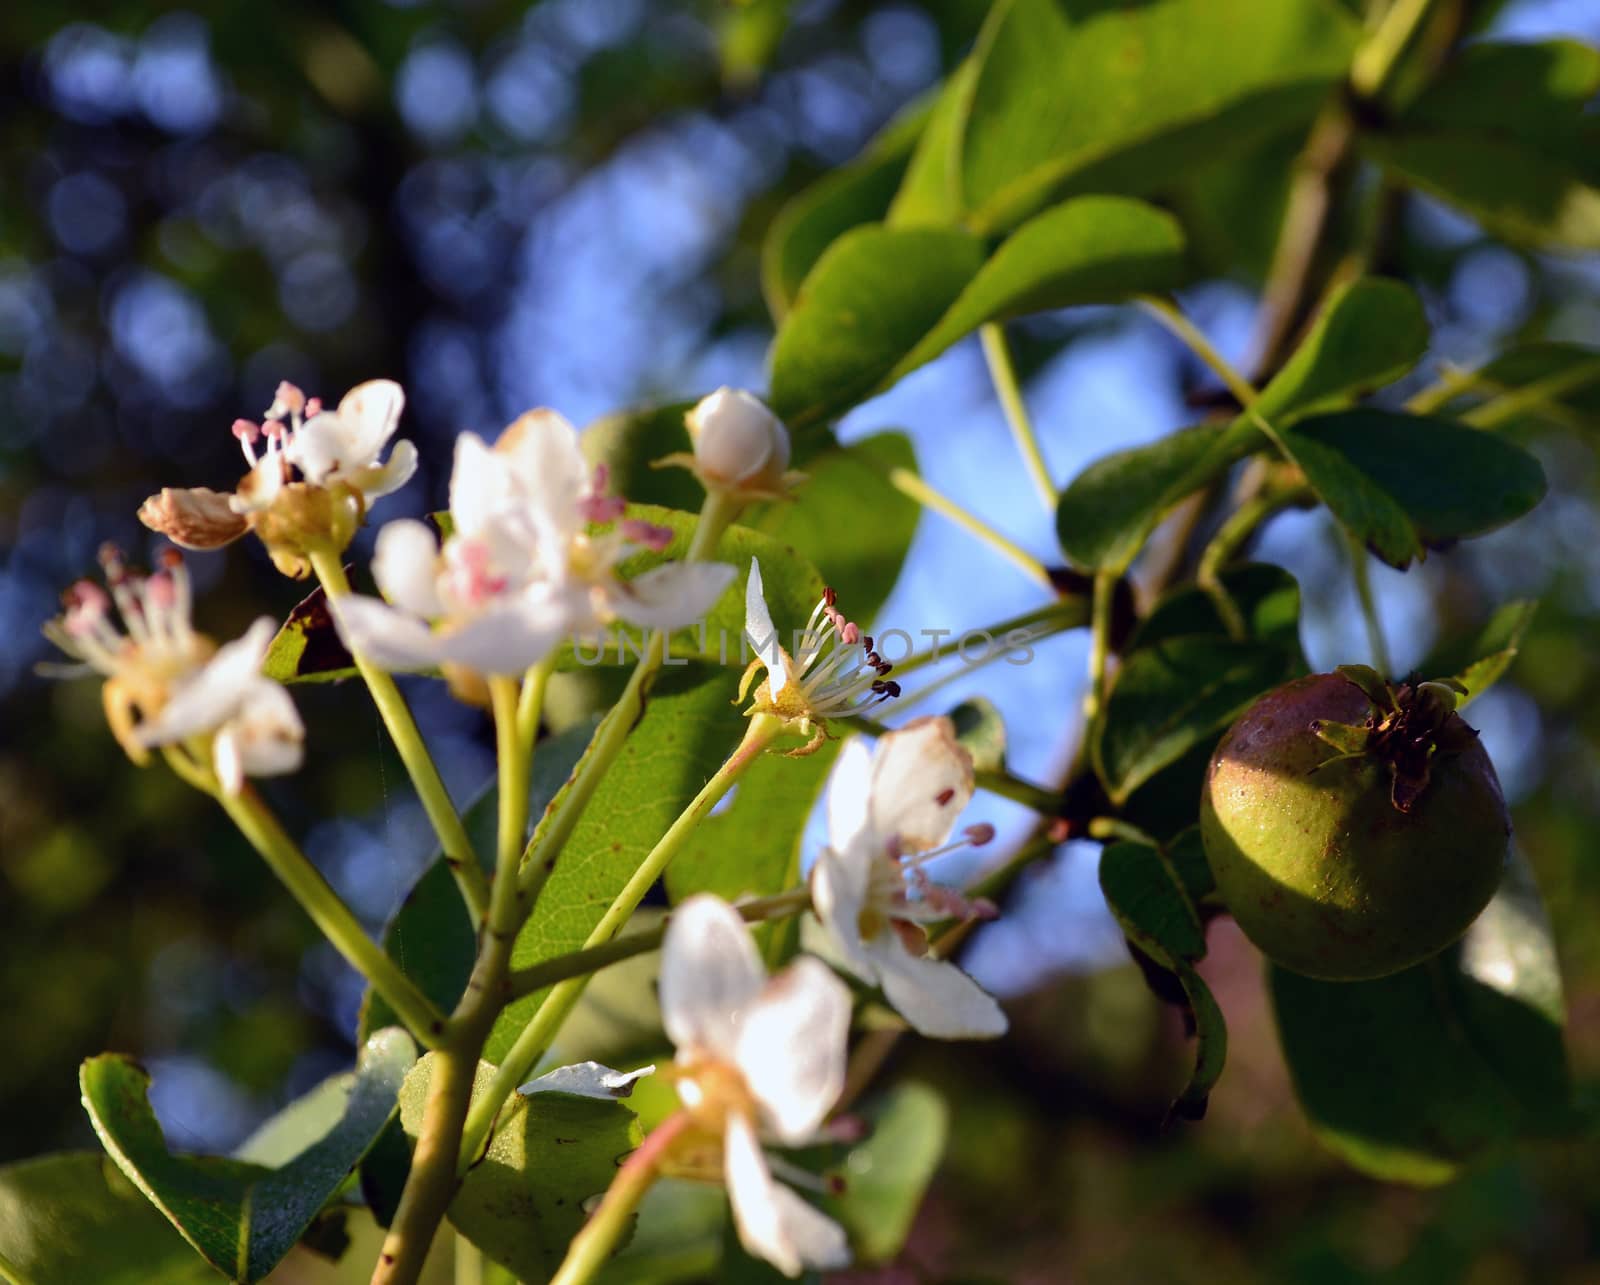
xmin=964 ymin=823 xmax=997 ymax=846
xmin=447 ymin=538 xmax=509 ymax=607
xmin=620 ymin=519 xmax=673 ymax=552
xmin=273 ymin=381 xmax=306 ymax=417
xmin=303 ymin=396 xmax=322 ymax=417
xmin=578 ymin=493 xmax=627 ymax=524
xmin=145 ymin=572 xmax=176 ymax=610
xmin=232 ymin=418 xmax=261 ymax=444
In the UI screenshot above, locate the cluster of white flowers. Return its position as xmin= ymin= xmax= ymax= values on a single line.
xmin=45 ymin=378 xmax=1012 ymax=1280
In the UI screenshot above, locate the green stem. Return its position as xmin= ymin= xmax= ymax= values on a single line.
xmin=890 ymin=597 xmax=1092 ymax=683
xmin=213 ymin=781 xmax=446 ymax=1047
xmin=372 ymin=675 xmax=538 ymax=1285
xmin=547 ymin=1112 xmax=694 ymax=1285
xmin=885 ymin=466 xmax=1055 ymax=592
xmin=1088 ymin=816 xmax=1160 ymax=846
xmin=309 ymin=551 xmax=488 ymax=926
xmin=1136 ymin=295 xmax=1261 ymax=410
xmin=1344 ymin=529 xmax=1393 ymax=677
xmin=981 ymin=322 xmax=1057 ymax=510
xmin=516 ymin=491 xmax=738 ymax=905
xmin=1195 ymin=486 xmax=1309 ymax=641
xmin=1461 ymin=357 xmax=1600 ymax=430
xmin=505 ymin=888 xmax=812 ymax=1000
xmin=461 ymin=713 xmax=782 ymax=1173
xmin=515 ymin=657 xmax=553 ymax=755
xmin=1350 ymin=0 xmax=1437 ymax=100
xmin=1085 ymin=570 xmax=1117 ymax=724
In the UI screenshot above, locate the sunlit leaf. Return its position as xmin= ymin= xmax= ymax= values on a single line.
xmin=957 ymin=0 xmax=1358 ymax=233
xmin=763 ymin=96 xmax=932 ymax=317
xmin=769 ymin=224 xmax=986 ymax=429
xmin=400 ymin=1055 xmax=642 ymax=1281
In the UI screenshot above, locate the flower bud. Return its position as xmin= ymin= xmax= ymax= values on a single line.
xmin=685 ymin=388 xmax=793 ymax=496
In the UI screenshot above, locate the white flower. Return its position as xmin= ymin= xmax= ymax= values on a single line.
xmin=739 ymin=559 xmax=900 ymax=754
xmin=660 ymin=388 xmax=801 ymax=500
xmin=139 ymin=379 xmax=417 ymax=578
xmin=330 ymin=409 xmax=736 ymax=676
xmin=42 ymin=548 xmax=304 ymax=793
xmin=661 ymin=896 xmax=852 ymax=1278
xmin=810 ymin=719 xmax=1007 ymax=1040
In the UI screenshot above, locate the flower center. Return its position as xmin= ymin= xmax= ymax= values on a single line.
xmin=671 ymin=1058 xmax=756 ymax=1135
xmin=788 ymin=588 xmax=899 ymax=719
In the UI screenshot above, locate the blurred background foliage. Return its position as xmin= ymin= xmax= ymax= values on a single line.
xmin=3 ymin=0 xmax=1600 ymax=1281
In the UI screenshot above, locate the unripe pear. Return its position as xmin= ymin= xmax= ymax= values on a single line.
xmin=1200 ymin=670 xmax=1509 ymax=981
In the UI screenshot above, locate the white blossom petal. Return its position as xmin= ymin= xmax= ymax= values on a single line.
xmin=867 ymin=938 xmax=1007 ymax=1040
xmin=736 ymin=957 xmax=850 ymax=1145
xmin=351 ymin=437 xmax=419 ymax=501
xmin=335 ymin=379 xmax=405 ymax=462
xmin=517 ymin=1061 xmax=654 ymax=1100
xmin=225 ymin=681 xmax=305 ymax=781
xmin=434 ymin=597 xmax=566 ymax=676
xmin=807 ymin=846 xmax=877 ymax=985
xmin=495 ymin=409 xmax=589 ymax=536
xmin=135 ymin=618 xmax=275 ymax=747
xmin=825 ymin=737 xmax=874 ymax=851
xmin=373 ymin=520 xmax=445 ymax=618
xmin=744 ymin=560 xmax=786 ymax=698
xmin=725 ymin=1112 xmax=848 ymax=1277
xmin=448 ymin=433 xmax=508 ymax=539
xmin=660 ymin=895 xmax=766 ymax=1062
xmin=609 ymin=561 xmax=736 ymax=630
xmin=867 ymin=717 xmax=973 ymax=853
xmin=329 ymin=595 xmax=447 ymax=672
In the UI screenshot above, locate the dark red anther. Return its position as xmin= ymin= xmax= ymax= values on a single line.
xmin=823 ymin=587 xmax=836 ymax=607
xmin=935 ymin=787 xmax=956 ymax=806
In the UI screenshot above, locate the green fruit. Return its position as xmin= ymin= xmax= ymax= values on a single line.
xmin=1200 ymin=670 xmax=1509 ymax=981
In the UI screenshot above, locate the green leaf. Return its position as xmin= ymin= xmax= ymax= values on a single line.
xmin=769 ymin=197 xmax=1185 ymax=431
xmin=822 ymin=1082 xmax=949 ymax=1264
xmin=594 ymin=1179 xmax=726 ymax=1285
xmin=399 ymin=1055 xmax=642 ymax=1282
xmin=1368 ymin=41 xmax=1600 ymax=251
xmin=489 ymin=666 xmax=749 ymax=1061
xmin=1056 ymin=278 xmax=1429 ymax=571
xmin=957 ymin=0 xmax=1359 ymax=233
xmin=80 ymin=1028 xmax=417 ymax=1282
xmin=1098 ymin=841 xmax=1205 ymax=963
xmin=0 ymin=1153 xmax=219 ymax=1285
xmin=1272 ymin=850 xmax=1571 ymax=1184
xmin=763 ymin=96 xmax=931 ymax=318
xmin=886 ymin=60 xmax=977 ymax=229
xmin=889 ymin=196 xmax=1187 ymax=380
xmin=260 ymin=580 xmax=355 ymax=685
xmin=1435 ymin=599 xmax=1540 ymax=708
xmin=769 ymin=224 xmax=986 ymax=429
xmin=1129 ymin=563 xmax=1304 ymax=652
xmin=1056 ymin=424 xmax=1225 ymax=572
xmin=1166 ymin=825 xmax=1215 ymax=904
xmin=1281 ymin=410 xmax=1549 ymax=567
xmin=1368 ymin=135 xmax=1600 ymax=252
xmin=949 ymin=696 xmax=1008 ymax=774
xmin=1097 ymin=840 xmax=1225 ymax=1118
xmin=1094 ymin=636 xmax=1301 ymax=804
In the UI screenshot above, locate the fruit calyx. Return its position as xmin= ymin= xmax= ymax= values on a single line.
xmin=1309 ymin=664 xmax=1479 ymax=813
